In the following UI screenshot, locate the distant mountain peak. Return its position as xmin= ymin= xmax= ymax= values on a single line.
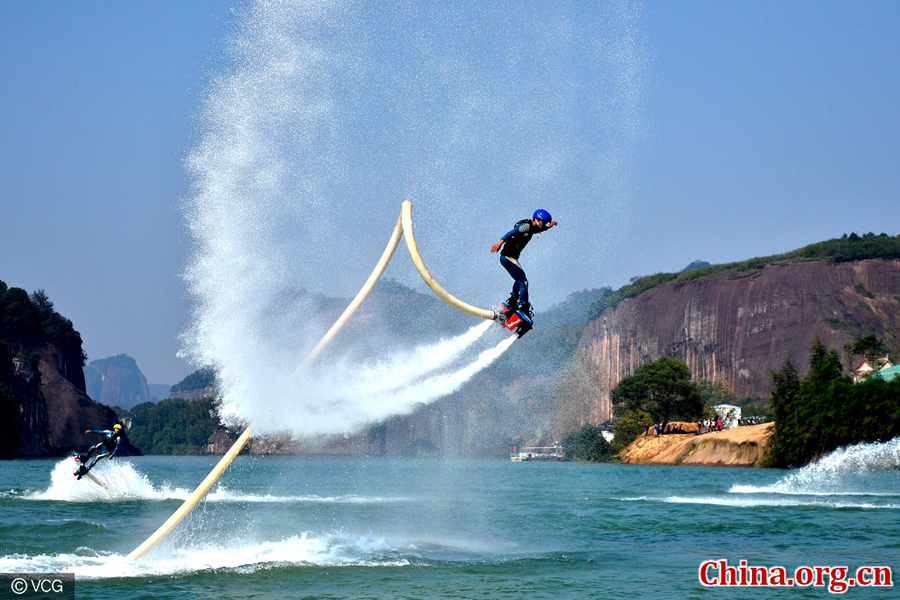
xmin=84 ymin=354 xmax=150 ymax=409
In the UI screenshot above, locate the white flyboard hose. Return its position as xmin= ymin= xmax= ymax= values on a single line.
xmin=126 ymin=428 xmax=252 ymax=560
xmin=297 ymin=214 xmax=404 ymax=370
xmin=127 ymin=202 xmax=496 ymax=560
xmin=400 ymin=201 xmax=497 ymax=321
xmin=300 ymin=201 xmax=496 ymax=370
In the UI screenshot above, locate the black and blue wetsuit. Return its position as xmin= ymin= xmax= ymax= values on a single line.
xmin=499 ymin=219 xmax=550 ymax=308
xmin=77 ymin=430 xmax=121 ymax=476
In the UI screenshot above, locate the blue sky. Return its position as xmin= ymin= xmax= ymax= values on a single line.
xmin=1 ymin=1 xmax=897 ymax=384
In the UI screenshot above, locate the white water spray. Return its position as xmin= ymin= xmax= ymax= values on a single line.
xmin=182 ymin=0 xmax=647 ymax=437
xmin=730 ymin=437 xmax=900 ymax=499
xmin=0 ymin=532 xmax=406 ymax=578
xmin=28 ymin=460 xmax=416 ymax=505
xmin=30 ymin=460 xmax=189 ymax=502
xmin=796 ymin=437 xmax=900 ymax=472
xmin=216 ymin=321 xmax=514 ymax=436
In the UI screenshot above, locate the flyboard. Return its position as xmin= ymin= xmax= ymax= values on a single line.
xmin=127 ymin=201 xmax=516 ymax=560
xmin=84 ymin=472 xmax=107 ymax=488
xmin=496 ymin=301 xmax=533 ymax=339
xmin=73 ymin=454 xmax=107 ymax=488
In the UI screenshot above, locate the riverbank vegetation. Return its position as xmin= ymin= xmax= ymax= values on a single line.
xmin=610 ymin=356 xmax=704 ymax=451
xmin=116 ymin=397 xmax=226 ymax=455
xmin=560 ymin=424 xmax=613 ymax=461
xmin=764 ymin=337 xmax=900 ymax=467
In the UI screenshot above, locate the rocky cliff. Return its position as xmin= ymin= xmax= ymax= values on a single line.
xmin=0 ymin=282 xmax=140 ymax=457
xmin=0 ymin=342 xmax=140 ymax=457
xmin=580 ymin=258 xmax=900 ymax=422
xmin=0 ymin=345 xmax=50 ymax=457
xmin=39 ymin=343 xmax=138 ymax=454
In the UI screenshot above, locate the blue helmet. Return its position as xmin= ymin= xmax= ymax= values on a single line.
xmin=533 ymin=209 xmax=552 ymax=223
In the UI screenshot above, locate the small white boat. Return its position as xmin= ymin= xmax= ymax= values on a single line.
xmin=510 ymin=446 xmax=565 ymax=461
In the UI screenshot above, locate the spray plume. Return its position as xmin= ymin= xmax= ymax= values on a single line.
xmin=182 ymin=0 xmax=647 ymax=437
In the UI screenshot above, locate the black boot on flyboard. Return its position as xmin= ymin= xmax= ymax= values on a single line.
xmin=498 ymin=298 xmax=533 ymax=338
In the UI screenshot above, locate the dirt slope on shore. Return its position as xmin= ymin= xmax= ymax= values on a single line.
xmin=620 ymin=423 xmax=774 ymax=467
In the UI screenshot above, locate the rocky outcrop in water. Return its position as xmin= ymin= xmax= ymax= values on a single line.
xmin=205 ymin=429 xmax=237 ymax=455
xmin=580 ymin=259 xmax=900 ymax=422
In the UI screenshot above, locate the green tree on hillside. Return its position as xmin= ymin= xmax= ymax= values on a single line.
xmin=697 ymin=379 xmax=737 ymax=406
xmin=766 ymin=357 xmax=804 ymax=466
xmin=610 ymin=356 xmax=703 ymax=450
xmin=29 ymin=289 xmax=54 ymax=321
xmin=120 ymin=397 xmax=224 ymax=455
xmin=170 ymin=366 xmax=218 ymax=394
xmin=696 ymin=379 xmax=737 ymax=419
xmin=611 ymin=356 xmax=703 ymax=426
xmin=560 ymin=424 xmax=612 ymax=461
xmin=765 ymin=337 xmax=900 ymax=468
xmin=2 ymin=288 xmax=42 ymax=338
xmin=610 ymin=409 xmax=654 ymax=452
xmin=0 ymin=283 xmax=87 ymax=367
xmin=805 ymin=337 xmax=844 ymax=391
xmin=844 ymin=334 xmax=889 ymax=365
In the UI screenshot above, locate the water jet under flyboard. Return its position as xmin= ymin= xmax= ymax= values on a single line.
xmin=127 ymin=201 xmax=517 ymax=560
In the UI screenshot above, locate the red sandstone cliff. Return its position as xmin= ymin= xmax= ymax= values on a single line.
xmin=580 ymin=259 xmax=900 ymax=422
xmin=38 ymin=343 xmax=138 ymax=454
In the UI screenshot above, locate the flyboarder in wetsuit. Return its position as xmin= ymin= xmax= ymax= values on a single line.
xmin=490 ymin=209 xmax=558 ymax=317
xmin=74 ymin=424 xmax=122 ymax=480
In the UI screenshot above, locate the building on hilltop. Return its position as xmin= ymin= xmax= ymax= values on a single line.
xmin=868 ymin=364 xmax=900 ymax=383
xmin=853 ymin=356 xmax=893 ymax=382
